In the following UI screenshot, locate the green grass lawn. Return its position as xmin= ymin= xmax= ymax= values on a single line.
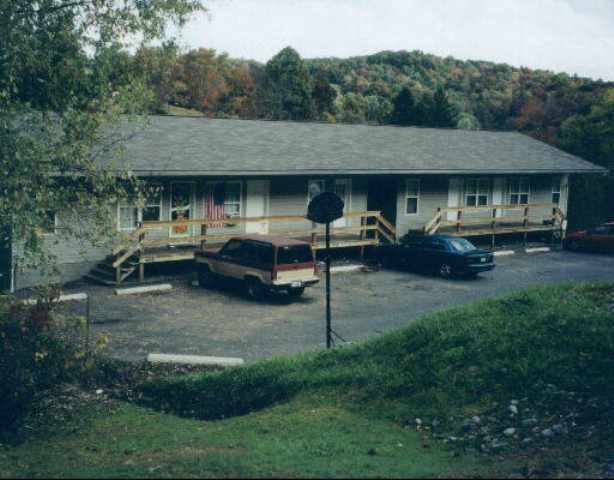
xmin=1 ymin=283 xmax=613 ymax=478
xmin=1 ymin=393 xmax=496 ymax=478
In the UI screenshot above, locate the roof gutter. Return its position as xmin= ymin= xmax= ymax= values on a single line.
xmin=111 ymin=167 xmax=609 ymax=177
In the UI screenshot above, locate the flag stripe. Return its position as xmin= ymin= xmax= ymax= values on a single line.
xmin=207 ymin=186 xmax=225 ymax=228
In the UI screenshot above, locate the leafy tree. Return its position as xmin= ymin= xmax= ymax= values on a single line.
xmin=259 ymin=47 xmax=313 ymax=121
xmin=338 ymin=93 xmax=367 ymax=124
xmin=133 ymin=43 xmax=180 ymax=114
xmin=390 ymin=86 xmax=418 ymax=126
xmin=0 ymin=0 xmax=205 ymax=275
xmin=559 ymin=89 xmax=614 ymax=226
xmin=365 ymin=95 xmax=393 ymax=124
xmin=456 ymin=112 xmax=481 ymax=130
xmin=173 ymin=48 xmax=230 ymax=114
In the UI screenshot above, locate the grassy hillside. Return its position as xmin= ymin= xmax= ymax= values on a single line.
xmin=1 ymin=283 xmax=613 ymax=478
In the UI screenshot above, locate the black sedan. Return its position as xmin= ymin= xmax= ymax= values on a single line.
xmin=377 ymin=235 xmax=495 ymax=278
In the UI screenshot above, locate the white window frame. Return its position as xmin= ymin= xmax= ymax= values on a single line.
xmin=552 ymin=178 xmax=561 ymax=206
xmin=117 ymin=203 xmax=138 ymax=232
xmin=307 ymin=179 xmax=326 ymax=205
xmin=205 ymin=180 xmax=244 ymax=225
xmin=405 ymin=178 xmax=420 ymax=216
xmin=141 ymin=184 xmax=163 ymax=223
xmin=464 ymin=178 xmax=490 ymax=208
xmin=508 ymin=178 xmax=531 ymax=206
xmin=222 ymin=180 xmax=243 ymax=219
xmin=169 ymin=181 xmax=196 ymax=238
xmin=40 ymin=211 xmax=59 ymax=236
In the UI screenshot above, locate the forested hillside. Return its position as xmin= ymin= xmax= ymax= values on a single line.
xmin=103 ymin=45 xmax=614 ymax=225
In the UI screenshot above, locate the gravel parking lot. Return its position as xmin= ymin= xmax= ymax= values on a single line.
xmin=62 ymin=249 xmax=614 ymax=363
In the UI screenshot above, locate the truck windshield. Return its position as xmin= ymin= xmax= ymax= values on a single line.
xmin=449 ymin=238 xmax=477 ymax=253
xmin=277 ymin=245 xmax=313 ymax=264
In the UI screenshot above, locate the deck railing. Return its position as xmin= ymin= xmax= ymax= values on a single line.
xmin=424 ymin=203 xmax=566 ymax=237
xmin=111 ymin=211 xmax=396 ymax=282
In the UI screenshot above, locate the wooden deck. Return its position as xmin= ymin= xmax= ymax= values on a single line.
xmin=424 ymin=203 xmax=566 ymax=239
xmin=87 ymin=211 xmax=395 ymax=285
xmin=137 ymin=233 xmax=376 ymax=264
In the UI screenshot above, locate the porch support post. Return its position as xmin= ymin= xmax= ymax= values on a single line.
xmin=200 ymin=221 xmax=207 ymax=250
xmin=138 ymin=222 xmax=145 ymax=283
xmin=491 ymin=207 xmax=497 ymax=250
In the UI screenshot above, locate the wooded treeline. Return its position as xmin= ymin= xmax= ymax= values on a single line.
xmin=96 ymin=45 xmax=614 ymax=226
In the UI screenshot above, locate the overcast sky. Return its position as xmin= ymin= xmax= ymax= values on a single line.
xmin=175 ymin=0 xmax=614 ymax=81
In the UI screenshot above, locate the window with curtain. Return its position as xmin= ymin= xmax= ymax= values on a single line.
xmin=465 ymin=178 xmax=490 ymax=207
xmin=142 ymin=186 xmax=162 ymax=222
xmin=509 ymin=178 xmax=530 ymax=206
xmin=224 ymin=182 xmax=242 ymax=218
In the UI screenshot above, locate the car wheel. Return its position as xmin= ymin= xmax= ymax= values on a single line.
xmin=566 ymin=240 xmax=581 ymax=251
xmin=198 ymin=266 xmax=215 ymax=288
xmin=245 ymin=277 xmax=265 ymax=299
xmin=439 ymin=263 xmax=453 ymax=279
xmin=288 ymin=287 xmax=305 ymax=298
xmin=379 ymin=255 xmax=393 ymax=268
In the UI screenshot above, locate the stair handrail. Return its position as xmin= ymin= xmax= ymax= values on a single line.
xmin=112 ymin=227 xmax=146 ymax=256
xmin=424 ymin=208 xmax=442 ymax=235
xmin=375 ymin=212 xmax=396 ymax=243
xmin=112 ymin=226 xmax=146 ymax=269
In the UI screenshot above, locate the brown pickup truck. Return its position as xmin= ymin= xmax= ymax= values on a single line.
xmin=194 ymin=235 xmax=320 ymax=299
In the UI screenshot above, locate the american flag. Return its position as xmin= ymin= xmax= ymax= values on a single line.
xmin=206 ymin=183 xmax=226 ymax=228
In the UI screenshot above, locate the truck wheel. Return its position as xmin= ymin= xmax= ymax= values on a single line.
xmin=288 ymin=287 xmax=305 ymax=299
xmin=245 ymin=277 xmax=265 ymax=299
xmin=198 ymin=265 xmax=215 ymax=288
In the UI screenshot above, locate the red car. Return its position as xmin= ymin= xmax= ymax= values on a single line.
xmin=564 ymin=222 xmax=614 ymax=253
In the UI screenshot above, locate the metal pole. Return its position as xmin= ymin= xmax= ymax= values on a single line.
xmin=326 ymin=221 xmax=331 ymax=349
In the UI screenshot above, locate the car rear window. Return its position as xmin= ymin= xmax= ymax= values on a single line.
xmin=277 ymin=245 xmax=313 ymax=265
xmin=449 ymin=238 xmax=477 ymax=253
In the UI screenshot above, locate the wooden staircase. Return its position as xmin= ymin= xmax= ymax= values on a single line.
xmin=85 ymin=253 xmax=140 ymax=286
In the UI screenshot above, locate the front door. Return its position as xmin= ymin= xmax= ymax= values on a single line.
xmin=245 ymin=180 xmax=269 ymax=234
xmin=333 ymin=179 xmax=350 ymax=228
xmin=170 ymin=182 xmax=194 ymax=238
xmin=0 ymin=224 xmax=11 ymax=292
xmin=367 ymin=177 xmax=397 ymax=226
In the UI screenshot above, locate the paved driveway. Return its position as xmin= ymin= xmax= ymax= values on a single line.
xmin=66 ymin=250 xmax=614 ymax=363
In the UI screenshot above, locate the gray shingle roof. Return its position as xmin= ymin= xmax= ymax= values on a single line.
xmin=110 ymin=116 xmax=606 ymax=176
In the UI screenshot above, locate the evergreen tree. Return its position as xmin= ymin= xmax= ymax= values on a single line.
xmin=390 ymin=86 xmax=418 ymax=126
xmin=431 ymin=86 xmax=456 ymax=127
xmin=415 ymin=92 xmax=435 ymax=126
xmin=260 ymin=47 xmax=313 ymax=121
xmin=312 ymin=69 xmax=337 ymax=117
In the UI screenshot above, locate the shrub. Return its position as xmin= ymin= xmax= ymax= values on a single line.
xmin=0 ymin=292 xmax=88 ymax=438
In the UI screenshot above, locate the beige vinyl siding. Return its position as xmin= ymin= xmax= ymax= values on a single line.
xmin=269 ymin=176 xmax=310 ymax=234
xmin=13 ymin=210 xmax=111 ymax=289
xmin=526 ymin=175 xmax=558 ymax=222
xmin=395 ymin=176 xmax=448 ymax=238
xmin=268 ymin=176 xmax=369 ymax=234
